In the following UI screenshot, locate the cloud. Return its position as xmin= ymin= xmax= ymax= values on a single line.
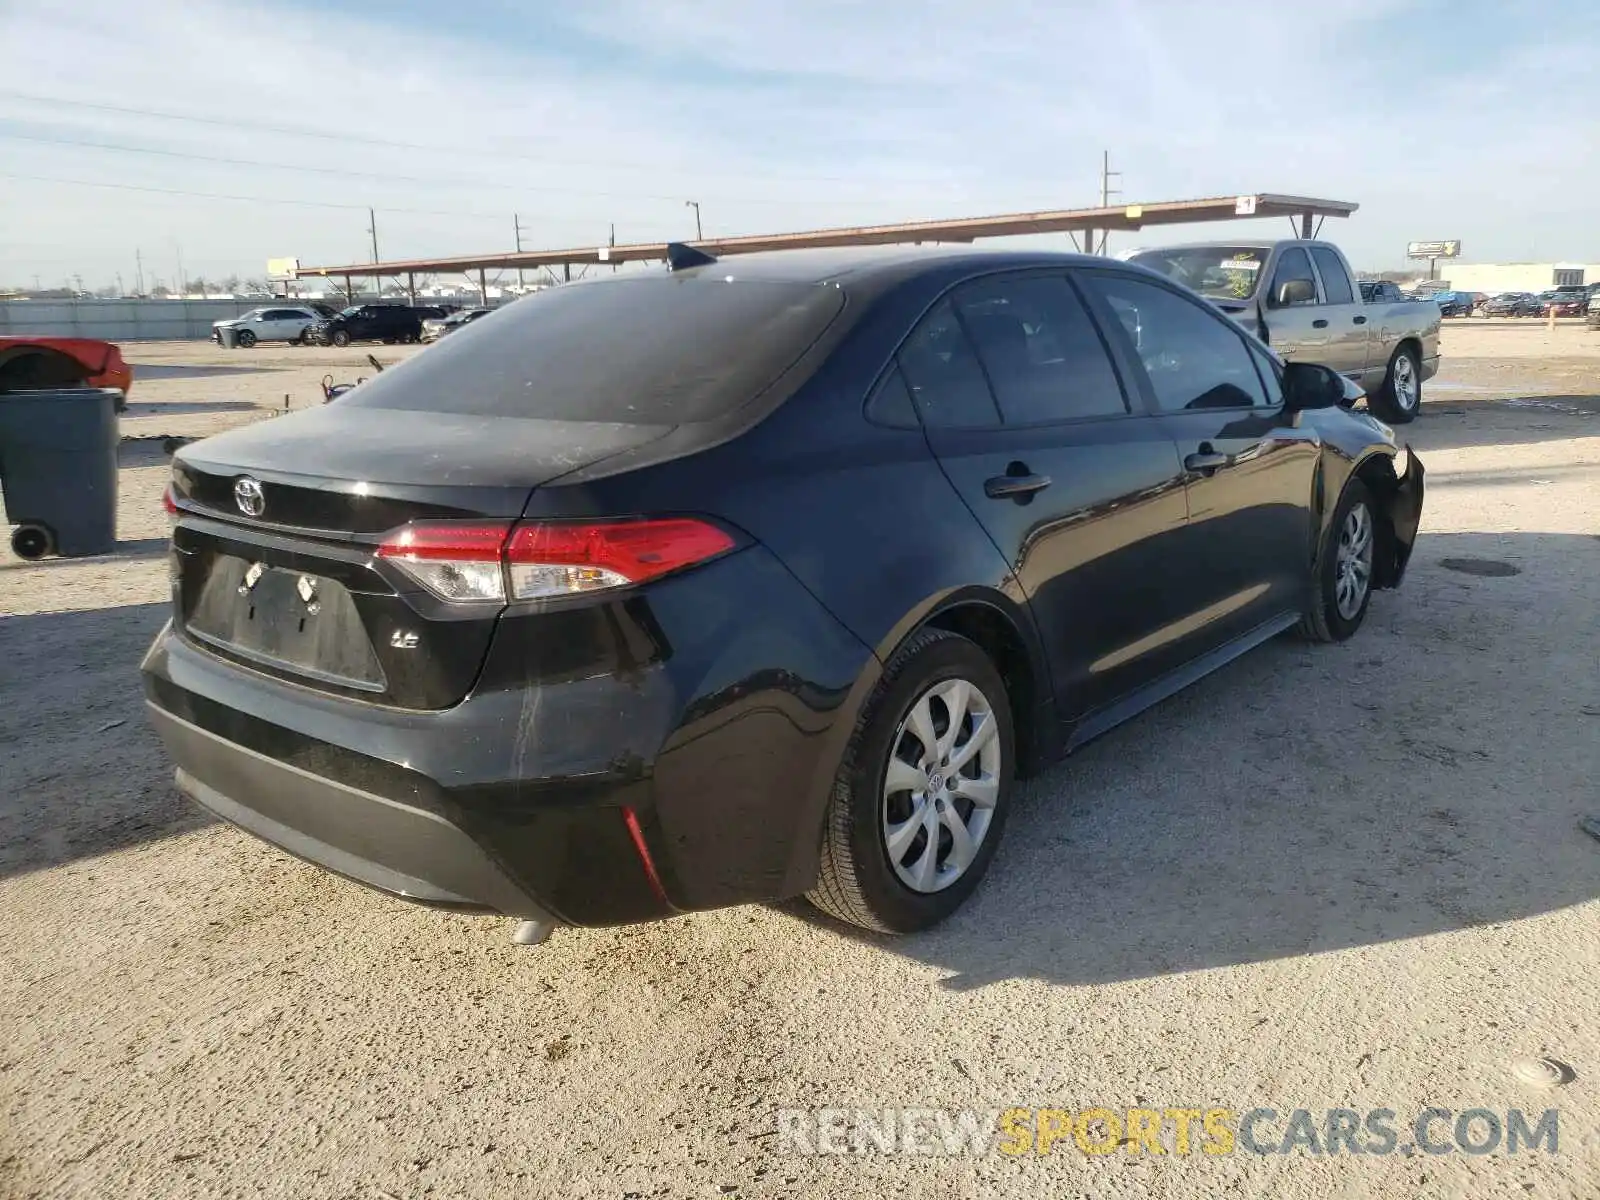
xmin=0 ymin=0 xmax=1595 ymax=284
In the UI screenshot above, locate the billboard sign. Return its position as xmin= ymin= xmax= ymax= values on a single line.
xmin=266 ymin=257 xmax=301 ymax=280
xmin=1406 ymin=241 xmax=1461 ymax=259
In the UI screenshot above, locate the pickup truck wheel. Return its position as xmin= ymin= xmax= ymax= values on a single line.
xmin=1299 ymin=479 xmax=1379 ymax=643
xmin=806 ymin=628 xmax=1015 ymax=934
xmin=1372 ymin=345 xmax=1420 ymax=424
xmin=330 ymin=329 xmax=351 ymax=348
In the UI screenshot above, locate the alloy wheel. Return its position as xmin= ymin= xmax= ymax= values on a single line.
xmin=881 ymin=678 xmax=1002 ymax=894
xmin=1335 ymin=502 xmax=1374 ymax=620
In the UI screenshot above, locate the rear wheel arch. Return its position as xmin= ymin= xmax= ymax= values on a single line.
xmin=913 ymin=595 xmax=1051 ymax=778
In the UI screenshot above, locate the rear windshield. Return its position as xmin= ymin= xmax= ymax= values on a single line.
xmin=342 ymin=275 xmax=846 ymax=423
xmin=1126 ymin=246 xmax=1269 ymax=301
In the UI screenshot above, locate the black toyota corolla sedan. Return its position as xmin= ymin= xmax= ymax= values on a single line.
xmin=143 ymin=245 xmax=1423 ymax=939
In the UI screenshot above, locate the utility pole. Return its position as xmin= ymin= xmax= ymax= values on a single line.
xmin=368 ymin=208 xmax=380 ymax=264
xmin=610 ymin=223 xmax=618 ymax=273
xmin=116 ymin=272 xmax=124 ymax=297
xmin=134 ymin=249 xmax=144 ymax=296
xmin=685 ymin=200 xmax=702 ymax=241
xmin=174 ymin=244 xmax=186 ymax=296
xmin=514 ymin=214 xmax=525 ymax=289
xmin=1097 ymin=151 xmax=1122 ymax=256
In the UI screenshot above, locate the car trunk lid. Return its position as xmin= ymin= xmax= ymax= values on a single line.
xmin=169 ymin=404 xmax=671 ymax=708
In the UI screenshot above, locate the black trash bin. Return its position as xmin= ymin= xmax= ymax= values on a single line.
xmin=0 ymin=387 xmax=120 ymax=559
xmin=218 ymin=324 xmax=239 ymax=349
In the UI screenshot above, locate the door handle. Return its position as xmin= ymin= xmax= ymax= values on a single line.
xmin=983 ymin=472 xmax=1052 ymax=500
xmin=1312 ymin=318 xmax=1329 ymax=328
xmin=1184 ymin=450 xmax=1231 ymax=475
xmin=1353 ymin=315 xmax=1367 ymax=325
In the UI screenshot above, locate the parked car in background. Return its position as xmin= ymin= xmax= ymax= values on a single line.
xmin=1541 ymin=287 xmax=1589 ymax=318
xmin=421 ymin=307 xmax=493 ymax=342
xmin=212 ymin=306 xmax=326 ymax=348
xmin=1587 ymin=290 xmax=1600 ymax=329
xmin=307 ymin=305 xmax=426 ymax=347
xmin=144 ymin=245 xmax=1424 ymax=938
xmin=0 ymin=336 xmax=133 ymax=410
xmin=1129 ymin=239 xmax=1440 ymax=422
xmin=1482 ymin=292 xmax=1542 ymax=317
xmin=1359 ymin=280 xmax=1406 ymax=304
xmin=1430 ymin=292 xmax=1475 ymax=318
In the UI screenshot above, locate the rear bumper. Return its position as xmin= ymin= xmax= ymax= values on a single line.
xmin=149 ymin=702 xmax=549 ymax=918
xmin=140 ymin=543 xmax=876 ymax=925
xmin=1420 ymin=353 xmax=1440 ymax=382
xmin=1381 ymin=446 xmax=1425 ymax=587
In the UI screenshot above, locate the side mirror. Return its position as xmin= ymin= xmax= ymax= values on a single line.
xmin=1273 ymin=278 xmax=1317 ymax=307
xmin=1283 ymin=362 xmax=1361 ymax=412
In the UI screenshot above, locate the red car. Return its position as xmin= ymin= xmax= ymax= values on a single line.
xmin=1542 ymin=297 xmax=1587 ymax=318
xmin=0 ymin=336 xmax=134 ymax=409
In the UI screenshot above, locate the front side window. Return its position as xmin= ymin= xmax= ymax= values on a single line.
xmin=896 ymin=301 xmax=1001 ymax=428
xmin=1084 ymin=274 xmax=1270 ymax=412
xmin=950 ymin=275 xmax=1128 ymax=424
xmin=1267 ymin=248 xmax=1319 ymax=308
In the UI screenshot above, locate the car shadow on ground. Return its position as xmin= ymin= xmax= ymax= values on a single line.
xmin=0 ymin=602 xmax=211 ymax=882
xmin=0 ymin=537 xmax=168 ymax=572
xmin=124 ymin=400 xmax=264 ymax=415
xmin=1406 ymin=396 xmax=1599 ymax=451
xmin=791 ymin=530 xmax=1600 ymax=988
xmin=134 ymin=365 xmax=283 ymax=381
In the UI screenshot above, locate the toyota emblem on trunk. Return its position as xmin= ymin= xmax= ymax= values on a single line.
xmin=234 ymin=477 xmax=265 ymax=517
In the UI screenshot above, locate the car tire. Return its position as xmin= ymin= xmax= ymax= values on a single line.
xmin=806 ymin=628 xmax=1015 ymax=934
xmin=1371 ymin=344 xmax=1420 ymax=424
xmin=235 ymin=329 xmax=257 ymax=348
xmin=1299 ymin=478 xmax=1380 ymax=644
xmin=330 ymin=330 xmax=351 ymax=348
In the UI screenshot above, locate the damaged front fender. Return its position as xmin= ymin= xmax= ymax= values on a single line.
xmin=1377 ymin=444 xmax=1425 ymax=588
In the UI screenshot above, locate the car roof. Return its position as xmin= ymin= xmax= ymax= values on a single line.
xmin=659 ymin=245 xmax=1107 ymax=289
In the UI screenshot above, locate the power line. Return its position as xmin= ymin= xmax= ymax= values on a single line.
xmin=0 ymin=89 xmax=968 ymax=190
xmin=0 ymin=170 xmax=498 ymax=216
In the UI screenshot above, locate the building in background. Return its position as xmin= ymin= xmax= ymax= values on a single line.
xmin=1444 ymin=262 xmax=1600 ymax=293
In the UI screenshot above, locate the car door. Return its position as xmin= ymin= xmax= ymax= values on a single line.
xmin=897 ymin=273 xmax=1191 ymax=723
xmin=1261 ymin=246 xmax=1331 ymax=363
xmin=258 ymin=309 xmax=296 ymax=340
xmin=1306 ymin=245 xmax=1371 ymax=380
xmin=1080 ymin=269 xmax=1322 ymax=659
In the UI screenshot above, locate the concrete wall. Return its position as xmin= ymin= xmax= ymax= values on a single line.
xmin=0 ymin=299 xmax=272 ymax=341
xmin=1444 ymin=263 xmax=1600 ymax=294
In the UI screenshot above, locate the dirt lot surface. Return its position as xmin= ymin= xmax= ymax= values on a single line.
xmin=2 ymin=325 xmax=1598 ymax=1198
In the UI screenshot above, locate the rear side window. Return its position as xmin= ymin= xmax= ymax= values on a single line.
xmin=1267 ymin=248 xmax=1318 ymax=308
xmin=865 ymin=367 xmax=918 ymax=428
xmin=342 ymin=276 xmax=846 ymax=422
xmin=951 ymin=275 xmax=1127 ymax=424
xmin=897 ymin=301 xmax=1001 ymax=428
xmin=1310 ymin=247 xmax=1355 ymax=305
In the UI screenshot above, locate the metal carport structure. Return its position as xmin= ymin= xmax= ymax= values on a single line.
xmin=289 ymin=192 xmax=1358 ymax=302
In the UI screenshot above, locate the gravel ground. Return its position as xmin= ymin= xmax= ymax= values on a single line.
xmin=2 ymin=325 xmax=1598 ymax=1199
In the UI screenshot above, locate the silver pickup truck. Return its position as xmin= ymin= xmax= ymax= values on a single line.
xmin=1128 ymin=239 xmax=1440 ymax=423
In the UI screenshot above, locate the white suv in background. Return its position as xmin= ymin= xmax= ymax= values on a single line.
xmin=212 ymin=306 xmax=324 ymax=348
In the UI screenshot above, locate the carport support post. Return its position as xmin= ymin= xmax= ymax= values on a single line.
xmin=344 ymin=274 xmax=354 ymax=305
xmin=407 ymin=272 xmax=416 ymax=304
xmin=1300 ymin=212 xmax=1313 ymax=239
xmin=563 ymin=263 xmax=571 ymax=283
xmin=479 ymin=268 xmax=488 ymax=304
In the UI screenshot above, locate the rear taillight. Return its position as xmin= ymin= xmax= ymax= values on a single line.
xmin=162 ymin=485 xmax=180 ymax=528
xmin=376 ymin=518 xmax=734 ymax=604
xmin=375 ymin=521 xmax=512 ymax=603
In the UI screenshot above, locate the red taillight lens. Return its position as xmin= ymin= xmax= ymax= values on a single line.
xmin=377 ymin=521 xmax=513 ymax=602
xmin=162 ymin=485 xmax=179 ymax=517
xmin=504 ymin=519 xmax=735 ymax=600
xmin=375 ymin=518 xmax=733 ymax=604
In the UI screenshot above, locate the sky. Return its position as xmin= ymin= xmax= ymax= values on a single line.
xmin=1 ymin=0 xmax=1596 ymax=290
